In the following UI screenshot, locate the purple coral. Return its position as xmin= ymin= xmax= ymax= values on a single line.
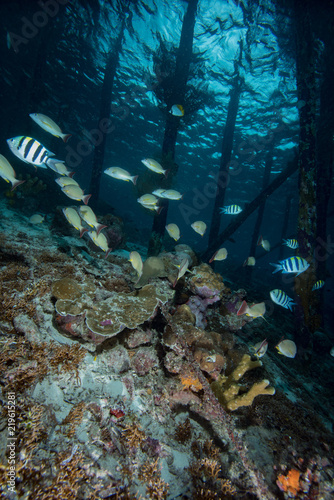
xmin=186 ymin=295 xmax=220 ymax=329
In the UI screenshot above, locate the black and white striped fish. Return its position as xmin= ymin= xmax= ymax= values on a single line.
xmin=220 ymin=204 xmax=242 ymax=215
xmin=282 ymin=238 xmax=299 ymax=249
xmin=270 ymin=256 xmax=309 ymax=276
xmin=270 ymin=289 xmax=295 ymax=311
xmin=7 ymin=136 xmax=61 ymax=170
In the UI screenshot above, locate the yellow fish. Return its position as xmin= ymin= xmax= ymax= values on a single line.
xmin=55 ymin=176 xmax=79 ymax=188
xmin=129 ymin=251 xmax=143 ymax=277
xmin=237 ymin=300 xmax=266 ymax=320
xmin=88 ymin=230 xmax=111 ymax=257
xmin=104 ymin=167 xmax=138 ymax=185
xmin=61 ymin=185 xmax=91 ymax=205
xmin=166 ymin=223 xmax=180 ymax=241
xmin=209 ymin=248 xmax=227 ymax=263
xmin=141 ymin=158 xmax=168 ymax=177
xmin=29 ymin=214 xmax=45 ymax=224
xmin=275 ymin=339 xmax=297 ymax=358
xmin=191 ymin=221 xmax=207 ymax=236
xmin=29 ymin=113 xmax=72 ymax=142
xmin=257 ymin=235 xmax=270 ymax=252
xmin=137 ymin=194 xmax=159 ymax=206
xmin=62 ymin=207 xmax=88 ymax=238
xmin=0 ymin=154 xmax=25 ymax=191
xmin=169 ymin=104 xmax=184 ymax=117
xmin=243 ymin=256 xmax=256 ymax=266
xmin=160 ymin=189 xmax=183 ymax=200
xmin=173 ymin=257 xmax=190 ymax=287
xmin=78 ymin=206 xmax=107 ymax=235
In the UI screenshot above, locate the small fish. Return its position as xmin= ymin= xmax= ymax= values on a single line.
xmin=152 ymin=188 xmax=166 ymax=197
xmin=141 ymin=158 xmax=168 ymax=177
xmin=209 ymin=248 xmax=228 ymax=263
xmin=87 ymin=230 xmax=111 ymax=257
xmin=275 ymin=339 xmax=297 ymax=358
xmin=252 ymin=339 xmax=268 ymax=358
xmin=166 ymin=223 xmax=180 ymax=241
xmin=257 ymin=235 xmax=270 ymax=252
xmin=282 ymin=238 xmax=299 ymax=249
xmin=169 ymin=104 xmax=184 ymax=117
xmin=191 ymin=221 xmax=207 ymax=236
xmin=137 ymin=194 xmax=159 ymax=206
xmin=270 ymin=256 xmax=309 ymax=277
xmin=62 ymin=207 xmax=88 ymax=238
xmin=0 ymin=154 xmax=25 ymax=191
xmin=270 ymin=289 xmax=295 ymax=311
xmin=61 ymin=185 xmax=91 ymax=205
xmin=243 ymin=256 xmax=256 ymax=266
xmin=55 ymin=176 xmax=79 ymax=188
xmin=104 ymin=167 xmax=138 ymax=185
xmin=141 ymin=203 xmax=163 ymax=213
xmin=173 ymin=257 xmax=190 ymax=287
xmin=29 ymin=214 xmax=44 ymax=224
xmin=312 ymin=280 xmax=325 ymax=291
xmin=160 ymin=189 xmax=183 ymax=200
xmin=7 ymin=136 xmax=56 ymax=169
xmin=47 ymin=161 xmax=74 ymax=177
xmin=220 ymin=204 xmax=242 ymax=215
xmin=29 ymin=113 xmax=72 ymax=142
xmin=237 ymin=300 xmax=266 ymax=320
xmin=78 ymin=206 xmax=107 ymax=236
xmin=129 ymin=251 xmax=143 ymax=277
xmin=330 ymin=346 xmax=334 ymax=357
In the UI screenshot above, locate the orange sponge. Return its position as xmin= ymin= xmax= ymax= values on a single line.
xmin=276 ymin=468 xmax=301 ymax=497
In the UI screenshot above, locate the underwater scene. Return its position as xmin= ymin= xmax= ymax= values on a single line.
xmin=1 ymin=0 xmax=334 ymax=498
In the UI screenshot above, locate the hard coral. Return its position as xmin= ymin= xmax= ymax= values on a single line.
xmin=211 ymin=354 xmax=275 ymax=411
xmin=55 ymin=281 xmax=173 ymax=343
xmin=188 ymin=263 xmax=225 ymax=299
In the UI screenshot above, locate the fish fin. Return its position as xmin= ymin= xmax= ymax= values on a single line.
xmin=11 ymin=179 xmax=25 ymax=191
xmin=164 ymin=169 xmax=170 ymax=179
xmin=237 ymin=300 xmax=248 ymax=316
xmin=257 ymin=235 xmax=263 ymax=246
xmin=95 ymin=224 xmax=107 ymax=236
xmin=82 ymin=194 xmax=92 ymax=205
xmin=62 ymin=134 xmax=72 ymax=143
xmin=132 ymin=175 xmax=139 ymax=185
xmin=79 ymin=228 xmax=88 ymax=238
xmin=269 ymin=263 xmax=281 ymax=274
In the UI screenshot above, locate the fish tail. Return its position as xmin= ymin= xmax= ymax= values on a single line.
xmin=82 ymin=194 xmax=92 ymax=205
xmin=11 ymin=179 xmax=25 ymax=191
xmin=62 ymin=134 xmax=72 ymax=143
xmin=68 ymin=171 xmax=75 ymax=178
xmin=156 ymin=206 xmax=164 ymax=215
xmin=257 ymin=235 xmax=263 ymax=246
xmin=95 ymin=224 xmax=107 ymax=236
xmin=209 ymin=251 xmax=217 ymax=264
xmin=104 ymin=248 xmax=112 ymax=259
xmin=132 ymin=175 xmax=139 ymax=185
xmin=237 ymin=300 xmax=249 ymax=316
xmin=164 ymin=169 xmax=170 ymax=179
xmin=79 ymin=228 xmax=88 ymax=238
xmin=269 ymin=263 xmax=281 ymax=274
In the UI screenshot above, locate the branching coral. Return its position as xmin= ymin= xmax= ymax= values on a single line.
xmin=211 ymin=354 xmax=275 ymax=411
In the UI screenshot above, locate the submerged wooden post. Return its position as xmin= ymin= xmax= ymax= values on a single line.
xmin=147 ymin=0 xmax=199 ymax=256
xmin=89 ymin=25 xmax=124 ymax=209
xmin=202 ymin=156 xmax=298 ymax=261
xmin=293 ymin=0 xmax=319 ymax=351
xmin=207 ymin=74 xmax=243 ymax=254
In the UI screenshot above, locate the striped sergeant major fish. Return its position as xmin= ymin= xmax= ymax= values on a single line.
xmin=282 ymin=238 xmax=299 ymax=249
xmin=220 ymin=204 xmax=242 ymax=215
xmin=270 ymin=289 xmax=295 ymax=311
xmin=312 ymin=280 xmax=325 ymax=291
xmin=7 ymin=136 xmax=62 ymax=170
xmin=270 ymin=256 xmax=309 ymax=277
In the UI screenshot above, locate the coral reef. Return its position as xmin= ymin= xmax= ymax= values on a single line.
xmin=54 ymin=279 xmax=174 ymax=343
xmin=211 ymin=354 xmax=275 ymax=411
